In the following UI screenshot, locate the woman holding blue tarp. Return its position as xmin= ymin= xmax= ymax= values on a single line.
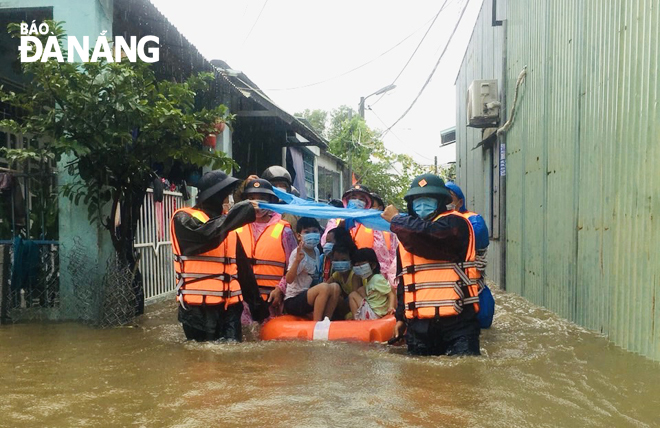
xmin=237 ymin=179 xmax=298 ymax=326
xmin=321 ymin=185 xmax=398 ymax=289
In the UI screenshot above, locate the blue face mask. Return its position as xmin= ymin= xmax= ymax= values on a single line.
xmin=353 ymin=263 xmax=373 ymax=278
xmin=323 ymin=242 xmax=334 ymax=256
xmin=332 ymin=260 xmax=351 ymax=273
xmin=412 ymin=197 xmax=438 ymax=219
xmin=303 ymin=232 xmax=321 ymax=248
xmin=346 ymin=199 xmax=366 ymax=210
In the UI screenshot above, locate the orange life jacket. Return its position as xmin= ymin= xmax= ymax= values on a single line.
xmin=170 ymin=207 xmax=242 ymax=308
xmin=398 ymin=211 xmax=481 ymax=319
xmin=236 ymin=220 xmax=291 ymax=301
xmin=352 ymin=223 xmax=392 ymax=251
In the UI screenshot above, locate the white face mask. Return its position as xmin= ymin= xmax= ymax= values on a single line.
xmin=323 ymin=242 xmax=334 ymax=256
xmin=253 ymin=199 xmax=272 ymax=218
xmin=353 ymin=263 xmax=373 ymax=278
xmin=222 ymin=195 xmax=235 ymax=213
xmin=446 ymin=203 xmax=456 ymax=211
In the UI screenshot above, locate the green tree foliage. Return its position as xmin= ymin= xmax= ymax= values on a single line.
xmin=322 ymin=105 xmax=424 ymax=208
xmin=0 ymin=22 xmax=234 ymax=290
xmin=440 ymin=163 xmax=456 ymax=182
xmin=294 ymin=108 xmax=328 ymax=137
xmin=418 ymin=162 xmax=456 ymax=182
xmin=327 ymin=105 xmax=354 ymax=142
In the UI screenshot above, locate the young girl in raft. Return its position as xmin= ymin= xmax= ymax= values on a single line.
xmin=327 ymin=243 xmax=361 ymax=319
xmin=348 ymin=248 xmax=396 ymax=320
xmin=321 ymin=226 xmax=356 ymax=281
xmin=284 ymin=217 xmax=341 ymax=321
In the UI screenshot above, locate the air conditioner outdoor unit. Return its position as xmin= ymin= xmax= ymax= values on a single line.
xmin=467 ymin=80 xmax=500 ymax=128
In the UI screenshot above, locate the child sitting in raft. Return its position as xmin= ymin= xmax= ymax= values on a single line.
xmin=284 ymin=217 xmax=341 ymax=321
xmin=327 ymin=243 xmax=361 ymax=320
xmin=348 ymin=248 xmax=396 ymax=320
xmin=321 ymin=226 xmax=356 ymax=281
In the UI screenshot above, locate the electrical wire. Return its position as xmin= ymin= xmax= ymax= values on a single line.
xmin=349 ymin=125 xmax=404 ymax=176
xmin=370 ymin=108 xmax=435 ymax=163
xmin=241 ymin=0 xmax=270 ymax=49
xmin=264 ymin=14 xmax=439 ymax=91
xmin=381 ymin=0 xmax=470 ymax=138
xmin=369 ymin=0 xmax=452 ymax=108
xmin=352 ymin=117 xmax=433 ymax=178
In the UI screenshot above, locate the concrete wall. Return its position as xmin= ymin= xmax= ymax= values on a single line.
xmin=0 ymin=0 xmax=112 ymax=37
xmin=0 ymin=0 xmax=114 ymax=319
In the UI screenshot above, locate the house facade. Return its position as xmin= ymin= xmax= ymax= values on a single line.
xmin=0 ymin=0 xmax=346 ymax=321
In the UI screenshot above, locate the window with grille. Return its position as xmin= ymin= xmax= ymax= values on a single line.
xmin=302 ymin=149 xmax=315 ymax=200
xmin=318 ymin=167 xmax=340 ymax=202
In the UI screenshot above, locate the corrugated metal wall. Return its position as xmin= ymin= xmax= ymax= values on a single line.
xmin=456 ymin=0 xmax=505 ymax=287
xmin=457 ymin=0 xmax=660 ymax=360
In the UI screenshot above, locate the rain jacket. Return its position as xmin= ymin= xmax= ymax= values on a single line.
xmin=171 ymin=201 xmax=269 ymax=330
xmin=391 ymin=211 xmax=480 ymax=341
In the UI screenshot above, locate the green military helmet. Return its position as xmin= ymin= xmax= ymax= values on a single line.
xmin=404 ymin=173 xmax=452 ymax=205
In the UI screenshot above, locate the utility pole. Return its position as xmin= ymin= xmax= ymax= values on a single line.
xmin=434 ymin=156 xmax=438 ymax=174
xmin=358 ymin=84 xmax=396 ymax=119
xmin=348 ymin=109 xmax=354 ymax=187
xmin=354 ymin=85 xmax=395 ymax=187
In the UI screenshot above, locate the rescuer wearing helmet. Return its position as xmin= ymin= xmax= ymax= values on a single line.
xmin=261 ymin=165 xmax=299 ymax=231
xmin=321 ymin=184 xmax=399 ymax=289
xmin=236 ymin=178 xmax=298 ymax=324
xmin=381 ymin=173 xmax=481 ymax=356
xmin=170 ymin=170 xmax=269 ymax=342
xmin=261 ymin=165 xmax=292 ymax=193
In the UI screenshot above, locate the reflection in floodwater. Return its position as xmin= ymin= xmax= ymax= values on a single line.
xmin=1 ymin=286 xmax=659 ymax=427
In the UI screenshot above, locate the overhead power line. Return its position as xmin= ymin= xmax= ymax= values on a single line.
xmin=380 ymin=0 xmax=470 ymax=138
xmin=370 ymin=0 xmax=452 ymax=108
xmin=370 ymin=108 xmax=435 ymax=163
xmin=265 ymin=14 xmax=438 ymax=91
xmin=241 ymin=0 xmax=270 ymax=49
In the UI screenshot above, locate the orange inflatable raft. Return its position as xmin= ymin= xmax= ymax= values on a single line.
xmin=260 ymin=315 xmax=396 ymax=343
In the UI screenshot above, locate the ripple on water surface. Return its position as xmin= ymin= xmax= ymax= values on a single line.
xmin=1 ymin=286 xmax=659 ymax=427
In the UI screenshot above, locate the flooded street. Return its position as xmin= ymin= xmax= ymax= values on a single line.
xmin=2 ymin=287 xmax=659 ymax=428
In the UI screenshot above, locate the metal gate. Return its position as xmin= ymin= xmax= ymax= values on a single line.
xmin=1 ymin=128 xmax=59 ymax=323
xmin=135 ymin=188 xmax=187 ymax=301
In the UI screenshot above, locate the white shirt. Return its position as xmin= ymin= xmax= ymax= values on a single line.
xmin=284 ymin=246 xmax=320 ymax=300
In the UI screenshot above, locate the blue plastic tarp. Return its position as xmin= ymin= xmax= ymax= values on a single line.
xmin=257 ymin=188 xmax=392 ymax=232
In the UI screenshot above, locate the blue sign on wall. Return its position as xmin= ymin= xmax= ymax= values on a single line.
xmin=499 ymin=143 xmax=506 ymax=176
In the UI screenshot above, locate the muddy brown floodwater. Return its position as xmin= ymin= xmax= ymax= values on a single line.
xmin=1 ymin=286 xmax=659 ymax=427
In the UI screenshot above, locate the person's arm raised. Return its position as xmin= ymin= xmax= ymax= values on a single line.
xmin=285 ymin=241 xmax=305 ymax=284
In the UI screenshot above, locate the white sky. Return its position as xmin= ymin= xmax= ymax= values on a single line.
xmin=149 ymin=0 xmax=483 ymax=166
